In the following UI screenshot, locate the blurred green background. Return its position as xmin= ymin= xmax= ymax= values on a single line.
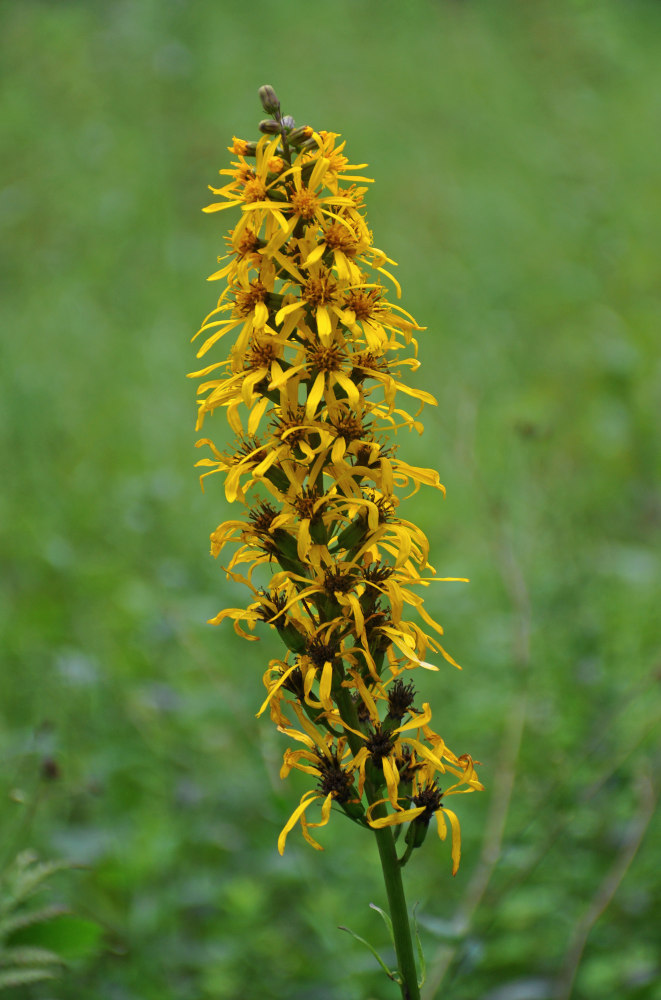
xmin=2 ymin=1 xmax=660 ymax=998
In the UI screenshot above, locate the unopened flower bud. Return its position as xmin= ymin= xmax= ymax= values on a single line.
xmin=41 ymin=756 xmax=60 ymax=781
xmin=405 ymin=813 xmax=430 ymax=850
xmin=335 ymin=512 xmax=368 ymax=551
xmin=228 ymin=139 xmax=258 ymax=157
xmin=287 ymin=125 xmax=314 ymax=146
xmin=258 ymin=85 xmax=280 ymax=114
xmin=259 ymin=119 xmax=281 ymax=135
xmin=277 ymin=622 xmax=308 ymax=655
xmin=281 ymin=115 xmax=295 ymax=130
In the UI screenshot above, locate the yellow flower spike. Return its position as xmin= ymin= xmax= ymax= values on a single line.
xmin=191 ymin=89 xmax=482 ymax=894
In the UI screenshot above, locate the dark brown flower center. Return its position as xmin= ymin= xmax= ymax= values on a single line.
xmin=255 ymin=589 xmax=287 ymax=623
xmin=315 ymin=748 xmax=354 ymax=802
xmin=324 ymin=222 xmax=358 ymax=257
xmin=271 ymin=407 xmax=308 ymax=446
xmin=291 ymin=186 xmax=320 ymax=220
xmin=347 ymin=288 xmax=382 ymax=321
xmin=332 ymin=414 xmax=365 ymax=442
xmin=248 ymin=501 xmax=278 ymax=534
xmin=412 ymin=782 xmax=443 ymax=825
xmin=245 ymin=339 xmax=277 ymax=370
xmin=365 ymin=725 xmax=395 ymax=764
xmin=387 ymin=679 xmax=417 ymax=722
xmin=293 ymin=487 xmax=323 ymax=521
xmin=305 ymin=635 xmax=339 ymax=668
xmin=235 ymin=280 xmax=269 ymax=316
xmin=307 ymin=343 xmax=344 ymax=373
xmin=303 ymin=272 xmax=337 ymax=307
xmin=323 ymin=567 xmax=357 ymax=595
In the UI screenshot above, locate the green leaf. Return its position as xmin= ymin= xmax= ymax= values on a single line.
xmin=0 ymin=968 xmax=58 ymax=990
xmin=1 ymin=854 xmax=77 ymax=907
xmin=10 ymin=915 xmax=103 ymax=962
xmin=369 ymin=902 xmax=394 ymax=944
xmin=412 ymin=904 xmax=426 ymax=987
xmin=0 ymin=945 xmax=65 ymax=967
xmin=0 ymin=903 xmax=69 ymax=939
xmin=338 ymin=924 xmax=399 ymax=983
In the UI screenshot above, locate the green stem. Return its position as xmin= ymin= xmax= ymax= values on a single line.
xmin=334 ymin=688 xmax=419 ymax=998
xmin=371 ymin=802 xmax=420 ymax=1000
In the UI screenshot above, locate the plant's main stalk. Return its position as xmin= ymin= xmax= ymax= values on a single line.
xmin=190 ymin=86 xmax=482 ymax=994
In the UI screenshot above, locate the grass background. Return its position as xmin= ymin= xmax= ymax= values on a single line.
xmin=1 ymin=1 xmax=660 ymax=997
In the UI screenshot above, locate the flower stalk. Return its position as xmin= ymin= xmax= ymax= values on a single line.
xmin=372 ymin=821 xmax=420 ymax=1000
xmin=190 ymin=85 xmax=483 ymax=995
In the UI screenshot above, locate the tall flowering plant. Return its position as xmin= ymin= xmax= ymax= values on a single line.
xmin=190 ymin=86 xmax=482 ymax=999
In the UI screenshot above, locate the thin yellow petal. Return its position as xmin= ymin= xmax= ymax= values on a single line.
xmin=255 ymin=663 xmax=300 ymax=718
xmin=319 ymin=660 xmax=333 ymax=710
xmin=440 ymin=807 xmax=461 ymax=875
xmin=305 ymin=371 xmax=326 ymax=420
xmin=301 ymin=243 xmax=326 ymax=268
xmin=395 ymin=702 xmax=432 ymax=733
xmin=381 ymin=756 xmax=400 ymax=808
xmin=368 ymin=806 xmax=425 ymax=829
xmin=278 ymin=791 xmax=320 ymax=854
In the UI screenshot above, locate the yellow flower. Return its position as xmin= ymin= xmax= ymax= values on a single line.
xmin=204 ymin=135 xmax=285 ymax=216
xmin=228 ymin=136 xmax=251 ymax=156
xmin=309 ymin=130 xmax=373 ymax=192
xmin=276 ymin=707 xmax=366 ymax=852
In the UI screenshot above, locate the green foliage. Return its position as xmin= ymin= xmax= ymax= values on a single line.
xmin=1 ymin=1 xmax=660 ymax=998
xmin=0 ymin=852 xmax=72 ymax=991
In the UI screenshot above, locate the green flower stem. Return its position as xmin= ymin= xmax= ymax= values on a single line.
xmin=370 ymin=800 xmax=420 ymax=1000
xmin=334 ymin=687 xmax=420 ymax=998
